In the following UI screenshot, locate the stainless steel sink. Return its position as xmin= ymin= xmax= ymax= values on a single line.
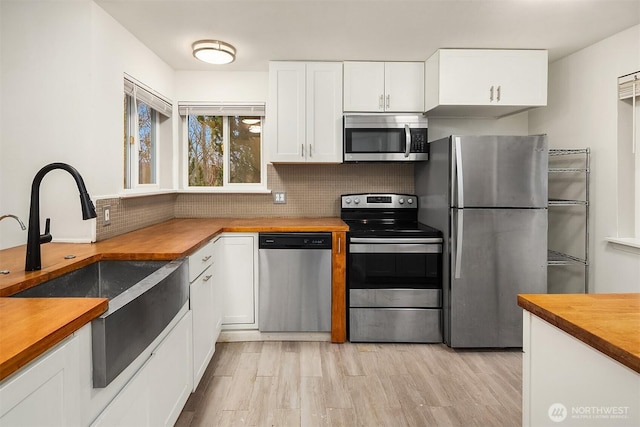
xmin=13 ymin=259 xmax=189 ymax=388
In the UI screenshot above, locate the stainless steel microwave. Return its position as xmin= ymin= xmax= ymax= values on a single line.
xmin=343 ymin=114 xmax=429 ymax=162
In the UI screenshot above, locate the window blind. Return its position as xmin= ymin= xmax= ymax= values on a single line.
xmin=178 ymin=102 xmax=266 ymax=117
xmin=124 ymin=76 xmax=173 ymax=118
xmin=619 ymin=72 xmax=640 ymax=100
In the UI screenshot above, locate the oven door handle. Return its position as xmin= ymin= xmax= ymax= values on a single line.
xmin=350 ymin=243 xmax=442 ymax=254
xmin=349 ymin=237 xmax=443 ymax=244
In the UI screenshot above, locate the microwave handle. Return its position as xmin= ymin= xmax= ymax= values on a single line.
xmin=404 ymin=124 xmax=411 ymax=158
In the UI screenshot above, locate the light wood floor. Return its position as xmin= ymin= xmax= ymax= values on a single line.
xmin=176 ymin=341 xmax=522 ymax=427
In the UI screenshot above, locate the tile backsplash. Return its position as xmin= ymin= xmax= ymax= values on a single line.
xmin=96 ymin=163 xmax=414 ymax=241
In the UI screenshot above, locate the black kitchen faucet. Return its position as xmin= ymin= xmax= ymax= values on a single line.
xmin=25 ymin=162 xmax=97 ymax=271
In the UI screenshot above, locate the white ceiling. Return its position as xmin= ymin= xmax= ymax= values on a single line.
xmin=95 ymin=0 xmax=640 ymax=71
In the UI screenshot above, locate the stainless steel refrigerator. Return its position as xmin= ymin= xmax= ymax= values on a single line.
xmin=415 ymin=135 xmax=548 ymax=348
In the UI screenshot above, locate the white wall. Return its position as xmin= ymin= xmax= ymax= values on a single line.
xmin=1 ymin=0 xmax=93 ymax=249
xmin=175 ymin=71 xmax=267 ymax=102
xmin=0 ymin=0 xmax=175 ymax=249
xmin=428 ymin=113 xmax=529 ymax=140
xmin=529 ymin=25 xmax=640 ymax=293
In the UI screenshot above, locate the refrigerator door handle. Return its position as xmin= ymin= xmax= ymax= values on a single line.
xmin=454 ymin=210 xmax=464 ymax=279
xmin=404 ymin=124 xmax=411 ymax=158
xmin=454 ymin=137 xmax=464 ymax=208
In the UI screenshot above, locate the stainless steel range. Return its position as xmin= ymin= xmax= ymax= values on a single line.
xmin=341 ymin=193 xmax=443 ymax=343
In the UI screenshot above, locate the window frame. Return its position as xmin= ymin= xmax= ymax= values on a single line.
xmin=180 ymin=104 xmax=267 ymax=193
xmin=124 ymin=94 xmax=160 ymax=191
xmin=122 ymin=75 xmax=173 ymax=195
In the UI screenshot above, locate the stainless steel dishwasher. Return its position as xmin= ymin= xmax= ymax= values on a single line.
xmin=258 ymin=233 xmax=332 ymax=332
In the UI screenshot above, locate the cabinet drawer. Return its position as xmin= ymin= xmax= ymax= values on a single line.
xmin=188 ymin=240 xmax=214 ymax=282
xmin=350 ymin=288 xmax=441 ymax=308
xmin=349 ymin=308 xmax=442 ymax=343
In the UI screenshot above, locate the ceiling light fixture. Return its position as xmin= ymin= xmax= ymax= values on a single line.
xmin=192 ymin=40 xmax=236 ymax=65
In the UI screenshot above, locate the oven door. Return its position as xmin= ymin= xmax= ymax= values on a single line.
xmin=348 ymin=237 xmax=442 ymax=289
xmin=347 ymin=236 xmax=443 ymax=343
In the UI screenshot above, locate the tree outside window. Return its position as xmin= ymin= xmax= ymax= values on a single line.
xmin=188 ymin=115 xmax=261 ymax=187
xmin=124 ymin=94 xmax=158 ymax=188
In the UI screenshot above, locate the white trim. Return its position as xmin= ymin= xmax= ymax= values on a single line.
xmin=118 ymin=190 xmax=178 ymax=199
xmin=605 ymin=237 xmax=640 ymax=252
xmin=218 ymin=330 xmax=331 ymax=342
xmin=178 ymin=187 xmax=270 ymax=194
xmin=178 ymin=102 xmax=265 ymax=117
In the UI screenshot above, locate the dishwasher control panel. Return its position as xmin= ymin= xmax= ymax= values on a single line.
xmin=259 ymin=233 xmax=332 ymax=249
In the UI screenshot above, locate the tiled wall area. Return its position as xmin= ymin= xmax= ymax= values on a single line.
xmin=96 ymin=163 xmax=414 ymax=240
xmin=95 ymin=194 xmax=177 ymax=241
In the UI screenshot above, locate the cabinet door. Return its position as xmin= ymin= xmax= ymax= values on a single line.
xmin=437 ymin=50 xmax=494 ymax=106
xmin=306 ymin=62 xmax=343 ymax=162
xmin=220 ymin=234 xmax=257 ymax=327
xmin=91 ymin=357 xmax=152 ymax=427
xmin=149 ymin=311 xmax=193 ymax=427
xmin=384 ymin=62 xmax=424 ymax=112
xmin=0 ymin=335 xmax=81 ymax=427
xmin=212 ymin=238 xmax=224 ymax=340
xmin=490 ymin=50 xmax=547 ymax=106
xmin=436 ymin=49 xmax=547 ymax=107
xmin=343 ymin=61 xmax=385 ymax=112
xmin=268 ymin=62 xmax=306 ymax=162
xmin=191 ymin=265 xmax=215 ymax=391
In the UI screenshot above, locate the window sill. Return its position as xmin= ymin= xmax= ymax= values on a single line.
xmin=118 ymin=190 xmax=177 ymax=199
xmin=178 ymin=187 xmax=271 ymax=194
xmin=605 ymin=237 xmax=640 ymax=254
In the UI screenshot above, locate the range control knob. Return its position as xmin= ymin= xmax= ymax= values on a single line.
xmin=345 ymin=198 xmax=351 ymax=204
xmin=407 ymin=198 xmax=414 ymax=204
xmin=354 ymin=198 xmax=360 ymax=204
xmin=399 ymin=198 xmax=405 ymax=204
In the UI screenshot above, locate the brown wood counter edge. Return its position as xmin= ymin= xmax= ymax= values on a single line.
xmin=517 ymin=294 xmax=640 ymax=374
xmin=0 ymin=298 xmax=108 ymax=381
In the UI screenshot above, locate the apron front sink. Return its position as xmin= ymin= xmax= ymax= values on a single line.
xmin=13 ymin=259 xmax=189 ymax=387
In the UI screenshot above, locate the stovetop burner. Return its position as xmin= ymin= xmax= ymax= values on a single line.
xmin=340 ymin=193 xmax=441 ymax=238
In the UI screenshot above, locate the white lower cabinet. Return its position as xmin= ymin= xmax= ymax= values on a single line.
xmin=522 ymin=312 xmax=640 ymax=427
xmin=0 ymin=332 xmax=81 ymax=426
xmin=190 ymin=238 xmax=220 ymax=391
xmin=218 ymin=233 xmax=258 ymax=329
xmin=90 ymin=356 xmax=152 ymax=427
xmin=148 ymin=310 xmax=193 ymax=427
xmin=91 ymin=310 xmax=193 ymax=427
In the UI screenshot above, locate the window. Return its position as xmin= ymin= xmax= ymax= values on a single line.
xmin=123 ymin=76 xmax=172 ymax=190
xmin=617 ymin=72 xmax=640 ymax=240
xmin=180 ymin=104 xmax=265 ymax=190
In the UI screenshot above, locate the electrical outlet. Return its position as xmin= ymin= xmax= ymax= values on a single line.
xmin=273 ymin=192 xmax=286 ymax=204
xmin=103 ymin=205 xmax=111 ymax=226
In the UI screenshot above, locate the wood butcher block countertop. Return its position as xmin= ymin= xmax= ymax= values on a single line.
xmin=518 ymin=293 xmax=640 ymax=374
xmin=0 ymin=217 xmax=348 ymax=382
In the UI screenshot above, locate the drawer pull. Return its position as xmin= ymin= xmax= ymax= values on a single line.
xmin=202 ymin=255 xmax=212 ymax=262
xmin=203 ymin=274 xmax=213 ymax=282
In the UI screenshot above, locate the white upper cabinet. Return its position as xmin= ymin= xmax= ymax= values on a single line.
xmin=267 ymin=61 xmax=343 ymax=163
xmin=344 ymin=62 xmax=425 ymax=112
xmin=424 ymin=49 xmax=548 ymax=118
